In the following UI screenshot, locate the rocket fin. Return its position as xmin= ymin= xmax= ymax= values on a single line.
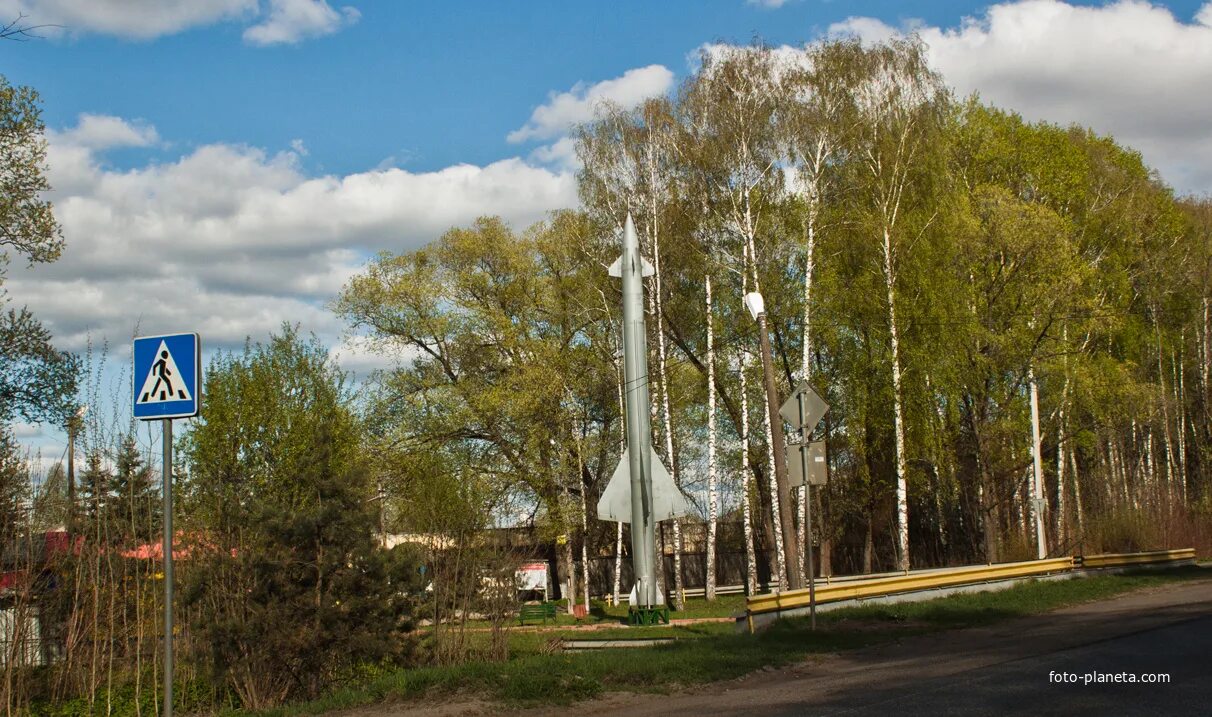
xmin=607 ymin=256 xmax=655 ymax=278
xmin=628 ymin=584 xmax=665 ymax=606
xmin=649 ymin=447 xmax=689 ymax=520
xmin=597 ymin=449 xmax=631 ymax=522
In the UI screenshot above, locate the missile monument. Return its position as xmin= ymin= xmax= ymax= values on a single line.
xmin=597 ymin=213 xmax=689 ymax=625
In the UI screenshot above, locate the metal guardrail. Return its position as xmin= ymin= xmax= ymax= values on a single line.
xmin=747 ymin=557 xmax=1075 ymax=617
xmin=1079 ymin=548 xmax=1196 ymax=569
xmin=744 ymin=549 xmax=1197 ymax=631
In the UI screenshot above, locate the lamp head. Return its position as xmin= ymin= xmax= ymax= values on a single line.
xmin=743 ymin=292 xmax=765 ymax=320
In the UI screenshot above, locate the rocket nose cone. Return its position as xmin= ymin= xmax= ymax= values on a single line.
xmin=623 ymin=213 xmax=638 ymax=248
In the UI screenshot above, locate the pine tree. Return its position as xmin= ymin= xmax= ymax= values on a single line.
xmin=0 ymin=428 xmax=29 ymax=545
xmin=77 ymin=449 xmax=111 ymax=531
xmin=110 ymin=435 xmax=157 ymax=543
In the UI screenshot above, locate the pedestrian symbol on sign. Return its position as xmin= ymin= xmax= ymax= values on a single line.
xmin=137 ymin=341 xmax=193 ymax=404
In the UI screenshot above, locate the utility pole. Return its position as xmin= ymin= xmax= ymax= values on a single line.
xmin=745 ymin=292 xmax=802 ymax=591
xmin=65 ymin=405 xmax=87 ymax=532
xmin=1029 ymin=366 xmax=1047 ymax=560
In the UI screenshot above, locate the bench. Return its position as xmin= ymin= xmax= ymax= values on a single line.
xmin=518 ymin=603 xmax=557 ymax=625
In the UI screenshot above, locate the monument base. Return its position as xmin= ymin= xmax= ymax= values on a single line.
xmin=629 ymin=606 xmax=670 ymax=626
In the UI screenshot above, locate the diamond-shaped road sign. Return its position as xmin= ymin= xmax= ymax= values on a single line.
xmin=780 ymin=380 xmax=829 ymax=430
xmin=788 ymin=441 xmax=828 ymax=487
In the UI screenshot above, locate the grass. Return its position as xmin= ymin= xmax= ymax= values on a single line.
xmin=248 ymin=566 xmax=1209 ymax=716
xmin=455 ymin=592 xmax=748 ymax=631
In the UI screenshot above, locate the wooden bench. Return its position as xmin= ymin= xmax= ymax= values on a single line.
xmin=518 ymin=603 xmax=557 ymax=625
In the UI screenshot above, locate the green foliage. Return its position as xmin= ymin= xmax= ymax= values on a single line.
xmin=76 ymin=449 xmax=111 ymax=530
xmin=179 ymin=327 xmax=424 ymax=709
xmin=241 ymin=568 xmax=1207 ymax=716
xmin=0 ymin=74 xmax=61 ymax=266
xmin=0 ymin=75 xmax=76 ymax=426
xmin=0 ymin=306 xmax=79 ymax=425
xmin=0 ymin=426 xmax=28 ymax=542
xmin=109 ymin=434 xmax=159 ymax=543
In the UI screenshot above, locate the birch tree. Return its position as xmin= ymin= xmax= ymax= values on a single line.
xmin=845 ymin=38 xmax=947 ymax=570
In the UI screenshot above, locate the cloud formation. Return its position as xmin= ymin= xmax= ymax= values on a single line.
xmin=9 ymin=115 xmax=577 ymax=355
xmin=828 ymin=0 xmax=1212 ymax=194
xmin=0 ymin=0 xmax=358 ymax=44
xmin=243 ymin=0 xmax=359 ymax=45
xmin=508 ymin=65 xmax=676 ymax=143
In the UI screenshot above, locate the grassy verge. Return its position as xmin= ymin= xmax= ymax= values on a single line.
xmin=455 ymin=592 xmax=748 ymax=631
xmin=250 ymin=566 xmax=1209 ymax=716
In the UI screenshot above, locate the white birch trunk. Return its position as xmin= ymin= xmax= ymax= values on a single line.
xmin=740 ymin=348 xmax=758 ymax=595
xmin=649 ymin=210 xmax=684 ymax=611
xmin=1056 ymin=401 xmax=1068 ymax=547
xmin=1197 ymin=295 xmax=1207 ymax=397
xmin=1156 ymin=327 xmax=1176 ymax=506
xmin=612 ymin=350 xmax=626 ymax=605
xmin=797 ymin=213 xmax=817 ymax=583
xmin=882 ymin=227 xmax=911 ymax=571
xmin=1175 ymin=348 xmax=1188 ymax=504
xmin=579 ymin=487 xmax=590 ymax=610
xmin=1070 ymin=445 xmax=1084 ymax=538
xmin=613 ymin=522 xmax=623 ymax=607
xmin=705 ymin=274 xmax=719 ymax=601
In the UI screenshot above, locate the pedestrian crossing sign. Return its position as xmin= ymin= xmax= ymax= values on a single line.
xmin=133 ymin=332 xmax=200 ymax=420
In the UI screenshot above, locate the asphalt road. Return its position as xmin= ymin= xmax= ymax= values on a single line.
xmin=554 ymin=577 xmax=1212 ymax=717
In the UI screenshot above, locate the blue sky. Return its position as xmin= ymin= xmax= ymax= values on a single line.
xmin=6 ymin=1 xmax=1206 ymax=177
xmin=4 ymin=0 xmax=1212 ymax=464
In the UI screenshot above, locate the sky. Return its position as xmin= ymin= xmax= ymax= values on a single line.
xmin=3 ymin=0 xmax=1212 ymax=461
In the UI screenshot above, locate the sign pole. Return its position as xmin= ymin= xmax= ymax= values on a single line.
xmin=162 ymin=417 xmax=173 ymax=717
xmin=133 ymin=331 xmax=198 ymax=717
xmin=798 ymin=393 xmax=817 ymax=630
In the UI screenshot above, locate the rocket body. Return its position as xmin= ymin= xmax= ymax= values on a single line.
xmin=597 ymin=214 xmax=688 ymax=610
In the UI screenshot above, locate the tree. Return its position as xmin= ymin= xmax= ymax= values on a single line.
xmin=0 ymin=427 xmax=28 ymax=544
xmin=842 ymin=37 xmax=949 ymax=571
xmin=0 ymin=75 xmax=77 ymax=425
xmin=109 ymin=435 xmax=157 ymax=543
xmin=180 ymin=327 xmax=420 ymax=708
xmin=76 ymin=449 xmax=111 ymax=531
xmin=337 ymin=214 xmax=619 ymax=607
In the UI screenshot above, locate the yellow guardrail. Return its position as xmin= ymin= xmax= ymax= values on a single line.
xmin=744 ymin=549 xmax=1197 ymax=631
xmin=747 ymin=557 xmax=1075 ymax=616
xmin=1080 ymin=548 xmax=1196 ymax=569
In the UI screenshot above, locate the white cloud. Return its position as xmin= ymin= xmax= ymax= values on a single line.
xmin=243 ymin=0 xmax=359 ymax=46
xmin=9 ymin=116 xmax=578 ymax=355
xmin=748 ymin=0 xmax=788 ymax=7
xmin=528 ymin=136 xmax=580 ymax=172
xmin=508 ymin=65 xmax=676 ymax=143
xmin=0 ymin=0 xmax=359 ymax=43
xmin=827 ymin=0 xmax=1212 ymax=194
xmin=328 ymin=334 xmax=418 ymax=379
xmin=51 ymin=114 xmax=160 ymax=150
xmin=0 ymin=0 xmax=257 ymax=39
xmin=10 ymin=422 xmax=43 ymax=438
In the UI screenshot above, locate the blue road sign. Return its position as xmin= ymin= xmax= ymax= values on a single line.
xmin=133 ymin=333 xmax=200 ymax=420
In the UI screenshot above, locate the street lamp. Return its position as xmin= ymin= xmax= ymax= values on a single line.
xmin=743 ymin=292 xmax=802 ymax=591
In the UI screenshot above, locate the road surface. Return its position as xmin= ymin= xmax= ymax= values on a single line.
xmin=344 ymin=577 xmax=1211 ymax=716
xmin=534 ymin=577 xmax=1212 ymax=717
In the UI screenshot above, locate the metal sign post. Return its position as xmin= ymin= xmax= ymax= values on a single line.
xmin=162 ymin=418 xmax=173 ymax=717
xmin=133 ymin=333 xmax=200 ymax=717
xmin=797 ymin=392 xmax=817 ymax=630
xmin=780 ymin=381 xmax=830 ymax=631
